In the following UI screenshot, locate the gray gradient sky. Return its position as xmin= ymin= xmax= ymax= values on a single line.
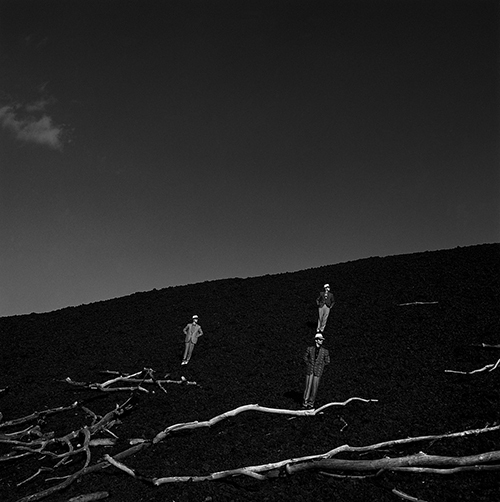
xmin=1 ymin=0 xmax=499 ymax=317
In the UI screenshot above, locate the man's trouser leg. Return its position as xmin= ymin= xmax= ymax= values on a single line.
xmin=308 ymin=375 xmax=320 ymax=407
xmin=317 ymin=305 xmax=330 ymax=332
xmin=303 ymin=374 xmax=320 ymax=406
xmin=183 ymin=342 xmax=194 ymax=362
xmin=303 ymin=374 xmax=313 ymax=406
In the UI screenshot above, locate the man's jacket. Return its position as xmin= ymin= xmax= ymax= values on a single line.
xmin=303 ymin=346 xmax=330 ymax=377
xmin=183 ymin=323 xmax=203 ymax=344
xmin=316 ymin=291 xmax=335 ymax=308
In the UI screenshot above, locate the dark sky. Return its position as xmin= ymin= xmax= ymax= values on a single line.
xmin=1 ymin=0 xmax=499 ymax=317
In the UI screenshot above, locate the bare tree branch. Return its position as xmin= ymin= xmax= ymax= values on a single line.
xmin=66 ymin=493 xmax=109 ymax=502
xmin=0 ymin=402 xmax=79 ymax=429
xmin=153 ymin=398 xmax=378 ymax=444
xmin=392 ymin=488 xmax=429 ymax=502
xmin=397 ymin=302 xmax=438 ymax=306
xmin=445 ymin=358 xmax=500 ymax=374
xmin=286 ymin=450 xmax=500 ymax=475
xmin=471 ymin=343 xmax=500 ymax=349
xmin=64 ymin=368 xmax=198 ymax=393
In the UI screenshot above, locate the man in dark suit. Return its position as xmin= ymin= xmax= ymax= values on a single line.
xmin=302 ymin=333 xmax=330 ymax=408
xmin=182 ymin=315 xmax=203 ymax=365
xmin=316 ymin=283 xmax=335 ymax=333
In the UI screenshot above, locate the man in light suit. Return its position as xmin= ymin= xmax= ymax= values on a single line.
xmin=316 ymin=283 xmax=335 ymax=333
xmin=302 ymin=333 xmax=330 ymax=409
xmin=182 ymin=315 xmax=203 ymax=365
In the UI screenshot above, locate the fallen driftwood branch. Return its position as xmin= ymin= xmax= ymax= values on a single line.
xmin=445 ymin=357 xmax=500 ymax=374
xmin=391 ymin=488 xmax=429 ymax=502
xmin=320 ymin=474 xmax=430 ymax=502
xmin=64 ymin=368 xmax=198 ymax=393
xmin=152 ymin=397 xmax=378 ymax=443
xmin=66 ymin=492 xmax=109 ymax=502
xmin=287 ymin=450 xmax=500 ymax=475
xmin=65 ymin=377 xmax=150 ymax=394
xmin=397 ymin=302 xmax=438 ymax=306
xmin=16 ymin=467 xmax=53 ymax=486
xmin=0 ymin=402 xmax=79 ymax=429
xmin=104 ymin=423 xmax=500 ymax=485
xmin=0 ymin=425 xmax=46 ymax=441
xmin=471 ymin=343 xmax=500 ymax=349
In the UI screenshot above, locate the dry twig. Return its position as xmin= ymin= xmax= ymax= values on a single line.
xmin=472 ymin=343 xmax=500 ymax=349
xmin=391 ymin=488 xmax=429 ymax=502
xmin=66 ymin=493 xmax=109 ymax=502
xmin=397 ymin=302 xmax=438 ymax=306
xmin=445 ymin=357 xmax=500 ymax=374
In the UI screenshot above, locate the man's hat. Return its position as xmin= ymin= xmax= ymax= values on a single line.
xmin=324 ymin=283 xmax=330 ymax=288
xmin=315 ymin=333 xmax=324 ymax=340
xmin=192 ymin=315 xmax=199 ymax=319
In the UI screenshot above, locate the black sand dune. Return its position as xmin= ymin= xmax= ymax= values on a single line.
xmin=1 ymin=243 xmax=499 ymax=501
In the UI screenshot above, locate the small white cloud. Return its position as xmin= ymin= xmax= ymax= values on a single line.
xmin=0 ymin=101 xmax=64 ymax=150
xmin=25 ymin=98 xmax=52 ymax=112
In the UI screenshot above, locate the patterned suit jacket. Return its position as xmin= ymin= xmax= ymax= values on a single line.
xmin=303 ymin=345 xmax=330 ymax=377
xmin=183 ymin=323 xmax=203 ymax=344
xmin=316 ymin=291 xmax=335 ymax=308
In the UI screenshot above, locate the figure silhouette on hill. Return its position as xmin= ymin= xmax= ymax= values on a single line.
xmin=182 ymin=315 xmax=203 ymax=365
xmin=316 ymin=283 xmax=335 ymax=333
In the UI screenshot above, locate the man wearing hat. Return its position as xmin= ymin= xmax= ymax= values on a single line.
xmin=302 ymin=332 xmax=330 ymax=408
xmin=316 ymin=283 xmax=335 ymax=333
xmin=182 ymin=315 xmax=203 ymax=365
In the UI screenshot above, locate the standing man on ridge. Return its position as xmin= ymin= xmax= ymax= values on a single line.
xmin=316 ymin=283 xmax=335 ymax=333
xmin=302 ymin=332 xmax=330 ymax=408
xmin=182 ymin=315 xmax=203 ymax=365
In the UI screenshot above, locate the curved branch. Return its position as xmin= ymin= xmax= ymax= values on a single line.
xmin=445 ymin=357 xmax=500 ymax=374
xmin=391 ymin=488 xmax=429 ymax=502
xmin=153 ymin=398 xmax=378 ymax=444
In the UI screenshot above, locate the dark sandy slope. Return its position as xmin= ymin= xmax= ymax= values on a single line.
xmin=1 ymin=243 xmax=499 ymax=501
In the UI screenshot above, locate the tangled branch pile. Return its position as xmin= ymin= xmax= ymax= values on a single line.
xmin=1 ymin=367 xmax=499 ymax=502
